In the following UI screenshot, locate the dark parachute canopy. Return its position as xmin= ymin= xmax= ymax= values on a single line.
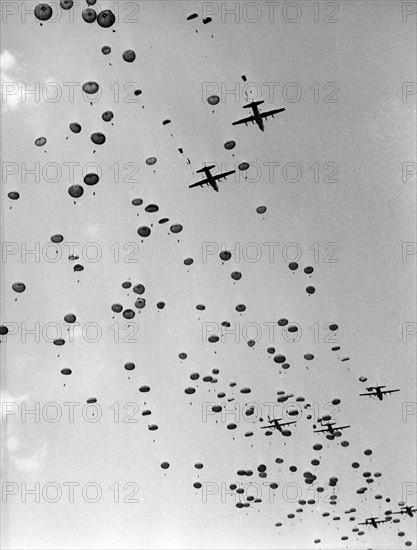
xmin=84 ymin=173 xmax=99 ymax=186
xmin=170 ymin=224 xmax=183 ymax=234
xmin=102 ymin=111 xmax=114 ymax=122
xmin=207 ymin=95 xmax=220 ymax=105
xmin=68 ymin=185 xmax=84 ymax=198
xmin=122 ymin=50 xmax=136 ymax=62
xmin=82 ymin=8 xmax=97 ymax=23
xmin=82 ymin=81 xmax=99 ymax=94
xmin=35 ymin=137 xmax=47 ymax=147
xmin=137 ymin=226 xmax=151 ymax=237
xmin=12 ymin=282 xmax=26 ymax=293
xmin=97 ymin=10 xmax=115 ymax=28
xmin=51 ymin=234 xmax=63 ymax=243
xmin=34 ymin=4 xmax=53 ymax=21
xmin=69 ymin=122 xmax=81 ymax=133
xmin=91 ymin=132 xmax=106 ymax=145
xmin=8 ymin=192 xmax=19 ymax=200
xmin=60 ymin=0 xmax=74 ymax=10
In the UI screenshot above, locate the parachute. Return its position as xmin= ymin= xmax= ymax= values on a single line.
xmin=306 ymin=286 xmax=316 ymax=294
xmin=132 ymin=198 xmax=143 ymax=206
xmin=122 ymin=282 xmax=131 ymax=289
xmin=160 ymin=462 xmax=170 ymax=469
xmin=64 ymin=314 xmax=76 ymax=323
xmin=288 ymin=262 xmax=298 ymax=271
xmin=238 ymin=162 xmax=249 ymax=171
xmin=146 ymin=157 xmax=157 ymax=166
xmin=304 ymin=266 xmax=314 ymax=274
xmin=35 ymin=137 xmax=47 ymax=147
xmin=122 ymin=309 xmax=135 ymax=319
xmin=60 ymin=0 xmax=74 ymax=9
xmin=61 ymin=368 xmax=72 ymax=375
xmin=111 ymin=304 xmax=123 ymax=313
xmin=34 ymin=4 xmax=53 ymax=21
xmin=170 ymin=224 xmax=183 ymax=234
xmin=231 ymin=271 xmax=241 ymax=281
xmin=69 ymin=122 xmax=81 ymax=133
xmin=12 ymin=282 xmax=26 ymax=293
xmin=304 ymin=354 xmax=314 ymax=360
xmin=133 ymin=284 xmax=145 ymax=295
xmin=207 ymin=95 xmax=220 ymax=105
xmin=145 ymin=204 xmax=159 ymax=213
xmin=8 ymin=192 xmax=19 ymax=200
xmin=84 ymin=173 xmax=99 ymax=185
xmin=82 ymin=81 xmax=99 ymax=94
xmin=86 ymin=0 xmax=97 ymax=5
xmin=91 ymin=132 xmax=106 ymax=145
xmin=184 ymin=387 xmax=195 ymax=394
xmin=97 ymin=10 xmax=116 ymax=28
xmin=256 ymin=206 xmax=267 ymax=214
xmin=137 ymin=226 xmax=151 ymax=237
xmin=124 ymin=362 xmax=135 ymax=371
xmin=277 ymin=318 xmax=288 ymax=326
xmin=122 ymin=50 xmax=136 ymax=62
xmin=224 ymin=140 xmax=236 ymax=150
xmin=101 ymin=46 xmax=111 ymax=55
xmin=184 ymin=258 xmax=193 ymax=266
xmin=82 ymin=8 xmax=97 ymax=23
xmin=135 ymin=298 xmax=146 ymax=309
xmin=68 ymin=185 xmax=84 ymax=198
xmin=102 ymin=111 xmax=114 ymax=122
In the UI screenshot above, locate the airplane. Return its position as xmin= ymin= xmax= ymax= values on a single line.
xmin=232 ymin=100 xmax=285 ymax=132
xmin=261 ymin=416 xmax=297 ymax=433
xmin=359 ymin=386 xmax=400 ymax=401
xmin=391 ymin=506 xmax=417 ymax=518
xmin=189 ymin=165 xmax=236 ymax=192
xmin=313 ymin=421 xmax=351 ymax=434
xmin=358 ymin=516 xmax=390 ymax=529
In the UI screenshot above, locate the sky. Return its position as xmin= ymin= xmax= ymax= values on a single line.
xmin=1 ymin=1 xmax=416 ymax=549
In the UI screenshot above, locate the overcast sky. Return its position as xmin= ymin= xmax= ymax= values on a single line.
xmin=1 ymin=1 xmax=416 ymax=549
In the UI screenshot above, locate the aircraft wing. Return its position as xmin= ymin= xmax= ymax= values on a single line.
xmin=261 ymin=424 xmax=274 ymax=429
xmin=391 ymin=511 xmax=403 ymax=515
xmin=313 ymin=428 xmax=329 ymax=433
xmin=281 ymin=420 xmax=297 ymax=426
xmin=357 ymin=522 xmax=367 ymax=526
xmin=232 ymin=115 xmax=257 ymax=126
xmin=213 ymin=170 xmax=236 ymax=181
xmin=189 ymin=178 xmax=209 ymax=188
xmin=359 ymin=392 xmax=377 ymax=396
xmin=381 ymin=389 xmax=400 ymax=395
xmin=335 ymin=425 xmax=351 ymax=430
xmin=259 ymin=107 xmax=286 ymax=119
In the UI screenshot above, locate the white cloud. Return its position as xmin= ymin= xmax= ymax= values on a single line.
xmin=12 ymin=442 xmax=48 ymax=473
xmin=1 ymin=49 xmax=54 ymax=111
xmin=1 ymin=390 xmax=48 ymax=473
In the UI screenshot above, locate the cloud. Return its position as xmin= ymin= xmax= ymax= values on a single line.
xmin=1 ymin=390 xmax=48 ymax=473
xmin=0 ymin=49 xmax=54 ymax=112
xmin=12 ymin=442 xmax=48 ymax=473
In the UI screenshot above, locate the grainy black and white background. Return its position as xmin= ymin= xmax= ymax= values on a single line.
xmin=1 ymin=1 xmax=416 ymax=549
